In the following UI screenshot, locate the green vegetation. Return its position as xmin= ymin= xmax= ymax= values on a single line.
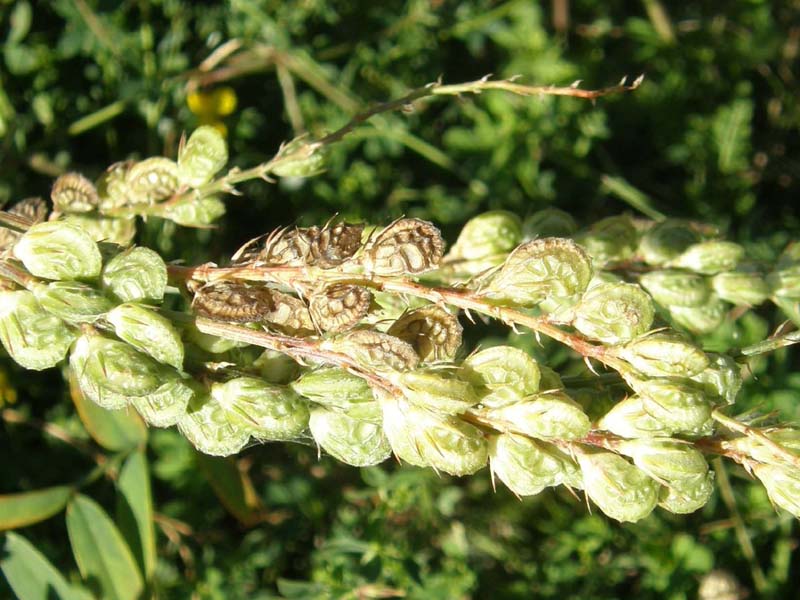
xmin=2 ymin=2 xmax=800 ymax=598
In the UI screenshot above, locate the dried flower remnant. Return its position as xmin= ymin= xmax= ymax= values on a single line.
xmin=309 ymin=284 xmax=372 ymax=332
xmin=387 ymin=305 xmax=462 ymax=362
xmin=361 ymin=218 xmax=444 ymax=275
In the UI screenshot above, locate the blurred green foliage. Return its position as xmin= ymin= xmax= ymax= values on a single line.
xmin=2 ymin=0 xmax=800 ymax=598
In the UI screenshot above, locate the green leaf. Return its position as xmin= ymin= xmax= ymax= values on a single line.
xmin=116 ymin=450 xmax=156 ymax=581
xmin=65 ymin=495 xmax=144 ymax=600
xmin=195 ymin=452 xmax=268 ymax=527
xmin=0 ymin=486 xmax=72 ymax=531
xmin=712 ymin=98 xmax=753 ymax=174
xmin=69 ymin=369 xmax=147 ymax=452
xmin=1 ymin=531 xmax=92 ymax=600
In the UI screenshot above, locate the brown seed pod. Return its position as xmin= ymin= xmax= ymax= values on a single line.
xmin=362 ymin=218 xmax=444 ymax=275
xmin=264 ymin=290 xmax=315 ymax=335
xmin=0 ymin=197 xmax=48 ymax=258
xmin=257 ymin=226 xmax=315 ymax=266
xmin=309 ymin=284 xmax=372 ymax=332
xmin=330 ymin=329 xmax=420 ymax=371
xmin=387 ymin=305 xmax=462 ymax=362
xmin=309 ymin=222 xmax=364 ymax=268
xmin=51 ymin=173 xmax=99 ymax=213
xmin=126 ymin=157 xmax=181 ymax=204
xmin=192 ymin=281 xmax=279 ymax=323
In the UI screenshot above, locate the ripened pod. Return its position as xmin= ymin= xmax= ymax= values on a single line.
xmin=361 ymin=218 xmax=444 ymax=275
xmin=101 ymin=246 xmax=168 ymax=303
xmin=386 ymin=305 xmax=462 ymax=362
xmin=322 ymin=330 xmax=420 ymax=372
xmin=50 ymin=173 xmax=99 ymax=213
xmin=178 ymin=125 xmax=229 ymax=187
xmin=0 ymin=290 xmax=76 ymax=370
xmin=14 ymin=221 xmax=102 ymax=281
xmin=106 ymin=303 xmax=185 ymax=370
xmin=309 ymin=407 xmax=391 ymax=467
xmin=126 ymin=157 xmax=181 ymax=204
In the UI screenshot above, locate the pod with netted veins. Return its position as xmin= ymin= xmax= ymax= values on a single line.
xmin=322 ymin=329 xmax=420 ymax=372
xmin=51 ymin=172 xmax=99 ymax=213
xmin=192 ymin=280 xmax=314 ymax=335
xmin=387 ymin=304 xmax=462 ymax=362
xmin=309 ymin=284 xmax=372 ymax=333
xmin=361 ymin=218 xmax=444 ymax=275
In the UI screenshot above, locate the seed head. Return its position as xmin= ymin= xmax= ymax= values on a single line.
xmin=387 ymin=304 xmax=462 ymax=362
xmin=309 ymin=407 xmax=391 ymax=466
xmin=15 ymin=221 xmax=102 ymax=281
xmin=178 ymin=125 xmax=229 ymax=187
xmin=361 ymin=218 xmax=444 ymax=275
xmin=309 ymin=284 xmax=372 ymax=332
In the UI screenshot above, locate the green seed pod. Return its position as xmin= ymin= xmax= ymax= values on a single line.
xmin=178 ymin=126 xmax=229 ymax=187
xmin=62 ymin=213 xmax=137 ymax=247
xmin=575 ymin=216 xmax=638 ymax=267
xmin=711 ymin=271 xmax=770 ymax=306
xmin=0 ymin=198 xmax=48 ymax=259
xmin=634 ymin=378 xmax=713 ymax=433
xmin=522 ymin=208 xmax=577 ymax=239
xmin=184 ymin=321 xmax=245 ymax=353
xmin=489 ymin=433 xmax=581 ymax=496
xmin=618 ymin=332 xmax=709 ymax=378
xmin=445 ymin=211 xmax=522 ymax=273
xmin=767 ymin=263 xmax=800 ymax=300
xmin=106 ymin=303 xmax=184 ymax=370
xmin=292 ymin=367 xmax=380 ymax=421
xmin=101 ymin=247 xmax=167 ymax=303
xmin=211 ymin=377 xmax=309 ymax=441
xmin=538 ymin=365 xmax=564 ymax=391
xmin=270 ymin=138 xmax=326 ymax=178
xmin=309 ymin=407 xmax=391 ymax=467
xmin=0 ymin=290 xmax=75 ymax=370
xmin=577 ymin=450 xmax=659 ymax=523
xmin=50 ymin=172 xmax=99 ymax=213
xmin=131 ymin=378 xmax=195 ymax=427
xmin=689 ymin=353 xmax=741 ymax=405
xmin=391 ymin=368 xmax=479 ymax=415
xmin=573 ymin=282 xmax=654 ymax=344
xmin=483 ymin=238 xmax=593 ymax=307
xmin=382 ymin=396 xmax=488 ymax=476
xmin=252 ymin=349 xmax=300 ymax=384
xmin=615 ymin=438 xmax=709 ymax=482
xmin=659 ymin=471 xmax=715 ymax=514
xmin=668 ymin=297 xmax=728 ymax=335
xmin=96 ymin=161 xmax=134 ymax=211
xmin=70 ymin=334 xmax=175 ymax=409
xmin=158 ymin=196 xmax=226 ymax=228
xmin=752 ymin=463 xmax=800 ymax=518
xmin=126 ymin=157 xmax=181 ymax=204
xmin=668 ymin=241 xmax=745 ymax=275
xmin=178 ymin=392 xmax=251 ymax=457
xmin=32 ymin=281 xmax=114 ymax=324
xmin=14 ymin=221 xmax=102 ymax=281
xmin=386 ymin=305 xmax=462 ymax=362
xmin=638 ymin=219 xmax=702 ymax=266
xmin=639 ymin=270 xmax=711 ymax=308
xmin=724 ymin=429 xmax=800 ymax=467
xmin=484 ymin=391 xmax=591 ymax=441
xmin=322 ymin=330 xmax=420 ymax=372
xmin=597 ymin=395 xmax=673 ymax=439
xmin=462 ymin=345 xmax=540 ymax=408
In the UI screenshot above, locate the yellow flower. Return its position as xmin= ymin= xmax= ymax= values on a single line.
xmin=0 ymin=369 xmax=17 ymax=406
xmin=187 ymin=86 xmax=238 ymax=136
